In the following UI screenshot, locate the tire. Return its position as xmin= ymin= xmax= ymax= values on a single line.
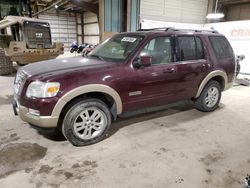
xmin=0 ymin=48 xmax=13 ymax=75
xmin=70 ymin=48 xmax=75 ymax=53
xmin=194 ymin=80 xmax=222 ymax=112
xmin=62 ymin=99 xmax=112 ymax=146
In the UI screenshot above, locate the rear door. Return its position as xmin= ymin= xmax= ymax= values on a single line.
xmin=174 ymin=35 xmax=212 ymax=100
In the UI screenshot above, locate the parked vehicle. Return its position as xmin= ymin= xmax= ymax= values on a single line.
xmin=77 ymin=43 xmax=89 ymax=53
xmin=13 ymin=28 xmax=236 ymax=146
xmin=70 ymin=41 xmax=78 ymax=53
xmin=70 ymin=42 xmax=95 ymax=55
xmin=0 ymin=16 xmax=64 ymax=75
xmin=82 ymin=44 xmax=97 ymax=57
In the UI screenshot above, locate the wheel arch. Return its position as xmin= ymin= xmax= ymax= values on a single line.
xmin=195 ymin=70 xmax=228 ymax=98
xmin=51 ymin=84 xmax=123 ymax=119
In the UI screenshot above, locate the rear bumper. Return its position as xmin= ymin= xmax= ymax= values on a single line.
xmin=13 ymin=101 xmax=58 ymax=128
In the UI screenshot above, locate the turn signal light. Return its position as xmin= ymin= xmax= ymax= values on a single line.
xmin=47 ymin=87 xmax=59 ymax=93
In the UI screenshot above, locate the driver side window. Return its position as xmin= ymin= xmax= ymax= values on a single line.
xmin=140 ymin=37 xmax=173 ymax=65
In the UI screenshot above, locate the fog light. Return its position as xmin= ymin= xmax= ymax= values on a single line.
xmin=28 ymin=108 xmax=40 ymax=116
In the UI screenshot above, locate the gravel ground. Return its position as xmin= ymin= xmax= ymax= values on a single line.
xmin=0 ymin=73 xmax=250 ymax=188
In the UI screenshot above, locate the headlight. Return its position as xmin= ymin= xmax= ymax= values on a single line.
xmin=26 ymin=81 xmax=60 ymax=98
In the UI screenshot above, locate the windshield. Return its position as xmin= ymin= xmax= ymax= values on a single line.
xmin=89 ymin=35 xmax=144 ymax=62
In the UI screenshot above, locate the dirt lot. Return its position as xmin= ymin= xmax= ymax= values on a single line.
xmin=0 ymin=73 xmax=250 ymax=188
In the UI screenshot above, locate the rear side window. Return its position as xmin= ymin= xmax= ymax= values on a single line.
xmin=209 ymin=36 xmax=234 ymax=59
xmin=177 ymin=36 xmax=205 ymax=61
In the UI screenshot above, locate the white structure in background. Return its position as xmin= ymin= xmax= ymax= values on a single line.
xmin=39 ymin=12 xmax=77 ymax=51
xmin=141 ymin=19 xmax=204 ymax=30
xmin=141 ymin=19 xmax=250 ymax=74
xmin=140 ymin=0 xmax=208 ymax=24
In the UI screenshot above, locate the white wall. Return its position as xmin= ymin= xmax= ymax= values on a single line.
xmin=141 ymin=19 xmax=204 ymax=29
xmin=39 ymin=12 xmax=77 ymax=51
xmin=140 ymin=0 xmax=209 ymax=24
xmin=83 ymin=12 xmax=99 ymax=44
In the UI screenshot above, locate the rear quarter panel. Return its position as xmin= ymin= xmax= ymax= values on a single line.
xmin=204 ymin=35 xmax=235 ymax=84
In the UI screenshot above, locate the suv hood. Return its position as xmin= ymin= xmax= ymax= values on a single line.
xmin=20 ymin=56 xmax=112 ymax=76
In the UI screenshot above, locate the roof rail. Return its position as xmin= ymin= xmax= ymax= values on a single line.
xmin=137 ymin=27 xmax=218 ymax=33
xmin=137 ymin=27 xmax=174 ymax=31
xmin=172 ymin=28 xmax=219 ymax=33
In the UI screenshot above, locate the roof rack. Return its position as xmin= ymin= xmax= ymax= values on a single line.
xmin=137 ymin=27 xmax=218 ymax=33
xmin=137 ymin=27 xmax=174 ymax=31
xmin=172 ymin=28 xmax=219 ymax=33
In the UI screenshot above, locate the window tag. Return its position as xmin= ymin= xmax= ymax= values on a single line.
xmin=121 ymin=37 xmax=137 ymax=42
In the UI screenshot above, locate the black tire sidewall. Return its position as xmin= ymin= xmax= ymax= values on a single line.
xmin=196 ymin=81 xmax=222 ymax=112
xmin=62 ymin=99 xmax=111 ymax=146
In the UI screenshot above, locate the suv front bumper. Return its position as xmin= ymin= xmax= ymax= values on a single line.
xmin=13 ymin=100 xmax=58 ymax=128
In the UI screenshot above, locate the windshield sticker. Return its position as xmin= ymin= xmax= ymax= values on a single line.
xmin=121 ymin=37 xmax=137 ymax=43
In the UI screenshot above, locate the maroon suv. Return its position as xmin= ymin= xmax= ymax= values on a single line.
xmin=13 ymin=28 xmax=236 ymax=146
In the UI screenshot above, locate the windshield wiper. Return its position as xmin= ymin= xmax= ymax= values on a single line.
xmin=89 ymin=54 xmax=104 ymax=61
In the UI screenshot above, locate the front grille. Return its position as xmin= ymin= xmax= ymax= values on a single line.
xmin=14 ymin=70 xmax=28 ymax=95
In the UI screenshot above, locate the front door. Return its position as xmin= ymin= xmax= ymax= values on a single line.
xmin=124 ymin=36 xmax=178 ymax=112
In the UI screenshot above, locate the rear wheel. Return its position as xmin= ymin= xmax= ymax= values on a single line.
xmin=62 ymin=99 xmax=111 ymax=146
xmin=194 ymin=80 xmax=222 ymax=112
xmin=0 ymin=48 xmax=13 ymax=75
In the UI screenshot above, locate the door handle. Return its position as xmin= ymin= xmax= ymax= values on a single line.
xmin=163 ymin=67 xmax=175 ymax=73
xmin=201 ymin=63 xmax=211 ymax=71
xmin=202 ymin=63 xmax=212 ymax=68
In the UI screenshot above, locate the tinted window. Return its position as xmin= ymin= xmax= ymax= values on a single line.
xmin=209 ymin=36 xmax=234 ymax=58
xmin=141 ymin=37 xmax=173 ymax=64
xmin=178 ymin=36 xmax=196 ymax=61
xmin=177 ymin=36 xmax=205 ymax=61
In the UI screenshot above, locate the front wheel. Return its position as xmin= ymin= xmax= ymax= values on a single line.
xmin=62 ymin=99 xmax=111 ymax=146
xmin=194 ymin=80 xmax=222 ymax=112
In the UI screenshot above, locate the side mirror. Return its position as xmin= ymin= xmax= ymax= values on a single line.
xmin=141 ymin=56 xmax=152 ymax=67
xmin=133 ymin=55 xmax=152 ymax=68
xmin=236 ymin=54 xmax=245 ymax=61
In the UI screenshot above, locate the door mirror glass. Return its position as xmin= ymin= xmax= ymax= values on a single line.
xmin=133 ymin=55 xmax=152 ymax=68
xmin=140 ymin=55 xmax=152 ymax=67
